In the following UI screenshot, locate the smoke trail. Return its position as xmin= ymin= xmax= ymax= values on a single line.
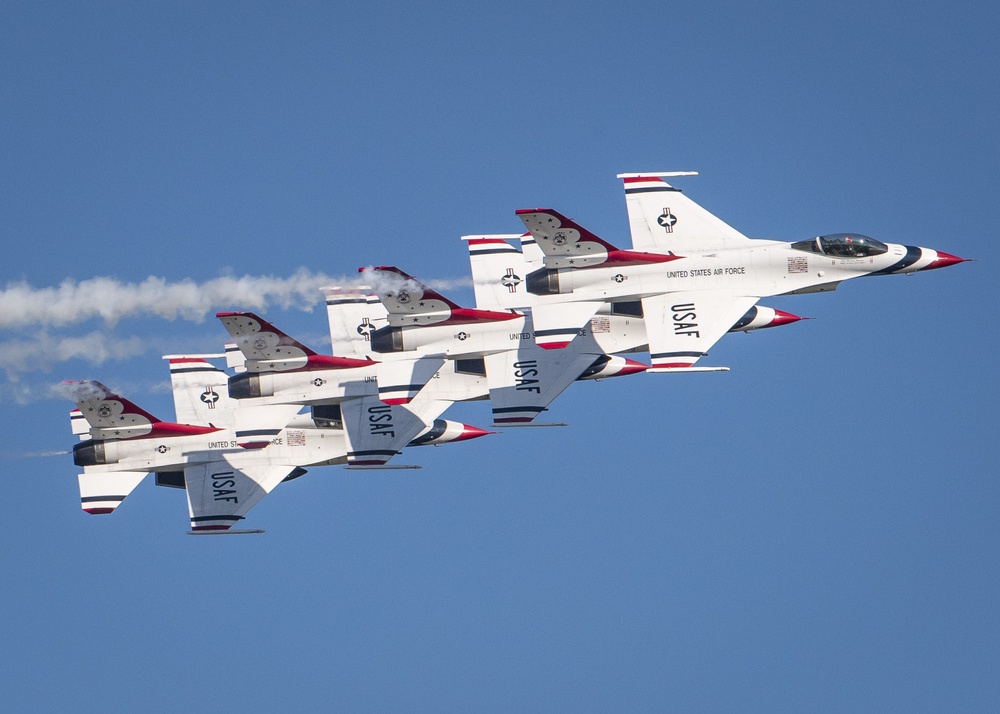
xmin=0 ymin=331 xmax=146 ymax=374
xmin=5 ymin=450 xmax=70 ymax=459
xmin=0 ymin=270 xmax=471 ymax=329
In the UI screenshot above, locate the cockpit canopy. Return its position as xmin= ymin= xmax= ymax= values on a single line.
xmin=791 ymin=233 xmax=888 ymax=258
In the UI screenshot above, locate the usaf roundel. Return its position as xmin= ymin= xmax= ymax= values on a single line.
xmin=658 ymin=208 xmax=677 ymax=232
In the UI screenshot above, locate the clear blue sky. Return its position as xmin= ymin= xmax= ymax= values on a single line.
xmin=2 ymin=2 xmax=997 ymax=711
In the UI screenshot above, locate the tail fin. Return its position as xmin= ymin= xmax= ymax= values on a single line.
xmin=361 ymin=266 xmax=520 ymax=327
xmin=70 ymin=408 xmax=90 ymax=440
xmin=618 ymin=173 xmax=751 ymax=252
xmin=519 ymin=233 xmax=545 ymax=269
xmin=359 ymin=266 xmax=459 ymax=323
xmin=218 ymin=311 xmax=374 ymax=373
xmin=462 ymin=235 xmax=532 ymax=310
xmin=225 ymin=342 xmax=246 ymax=373
xmin=60 ymin=380 xmax=219 ymax=439
xmin=163 ymin=355 xmax=235 ymax=427
xmin=217 ymin=312 xmax=316 ymax=371
xmin=61 ymin=380 xmax=162 ymax=438
xmin=516 ymin=208 xmax=621 ymax=269
xmin=323 ymin=286 xmax=389 ymax=359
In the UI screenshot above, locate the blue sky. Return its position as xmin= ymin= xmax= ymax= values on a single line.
xmin=1 ymin=1 xmax=997 ymax=711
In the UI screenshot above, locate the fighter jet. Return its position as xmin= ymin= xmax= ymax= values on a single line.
xmin=470 ymin=173 xmax=967 ymax=371
xmin=361 ymin=267 xmax=647 ymax=426
xmin=65 ymin=354 xmax=490 ymax=533
xmin=217 ymin=311 xmax=491 ymax=466
xmin=465 ymin=232 xmax=807 ymax=360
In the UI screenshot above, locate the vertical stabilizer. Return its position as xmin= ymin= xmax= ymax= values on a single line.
xmin=323 ymin=286 xmax=389 ymax=359
xmin=462 ymin=234 xmax=531 ymax=310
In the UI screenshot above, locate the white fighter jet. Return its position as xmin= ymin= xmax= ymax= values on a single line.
xmin=360 ymin=267 xmax=647 ymax=426
xmin=465 ymin=233 xmax=806 ymax=358
xmin=65 ymin=353 xmax=489 ymax=533
xmin=469 ymin=173 xmax=967 ymax=371
xmin=217 ymin=311 xmax=490 ymax=466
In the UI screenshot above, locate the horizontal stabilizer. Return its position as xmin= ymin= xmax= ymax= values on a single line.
xmin=78 ymin=471 xmax=146 ymax=514
xmin=375 ymin=357 xmax=444 ymax=405
xmin=529 ymin=301 xmax=603 ymax=349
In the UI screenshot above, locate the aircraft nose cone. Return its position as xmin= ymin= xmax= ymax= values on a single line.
xmin=618 ymin=358 xmax=649 ymax=376
xmin=769 ymin=309 xmax=803 ymax=327
xmin=924 ymin=251 xmax=968 ymax=271
xmin=455 ymin=424 xmax=494 ymax=442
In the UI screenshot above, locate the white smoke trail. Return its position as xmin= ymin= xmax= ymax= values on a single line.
xmin=359 ymin=266 xmax=428 ymax=301
xmin=0 ymin=331 xmax=146 ymax=374
xmin=0 ymin=270 xmax=471 ymax=330
xmin=50 ymin=380 xmax=111 ymax=403
xmin=4 ymin=450 xmax=70 ymax=459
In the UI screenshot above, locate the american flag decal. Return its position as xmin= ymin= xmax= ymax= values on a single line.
xmin=787 ymin=256 xmax=808 ymax=274
xmin=287 ymin=430 xmax=306 ymax=447
xmin=589 ymin=315 xmax=611 ymax=334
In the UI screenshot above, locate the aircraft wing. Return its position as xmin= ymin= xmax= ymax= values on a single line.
xmin=529 ymin=301 xmax=604 ymax=350
xmin=641 ymin=291 xmax=759 ymax=371
xmin=485 ymin=342 xmax=599 ymax=424
xmin=185 ymin=457 xmax=297 ymax=532
xmin=340 ymin=394 xmax=439 ymax=466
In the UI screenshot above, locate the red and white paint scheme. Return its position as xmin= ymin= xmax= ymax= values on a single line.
xmin=65 ymin=352 xmax=491 ymax=532
xmin=359 ymin=267 xmax=648 ymax=426
xmin=217 ymin=311 xmax=493 ymax=467
xmin=515 ymin=208 xmax=683 ymax=270
xmin=467 ymin=173 xmax=968 ymax=372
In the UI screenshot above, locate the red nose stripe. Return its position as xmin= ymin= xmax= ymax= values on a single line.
xmin=924 ymin=251 xmax=967 ymax=270
xmin=769 ymin=309 xmax=803 ymax=327
xmin=618 ymin=359 xmax=649 ymax=376
xmin=454 ymin=425 xmax=494 ymax=442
